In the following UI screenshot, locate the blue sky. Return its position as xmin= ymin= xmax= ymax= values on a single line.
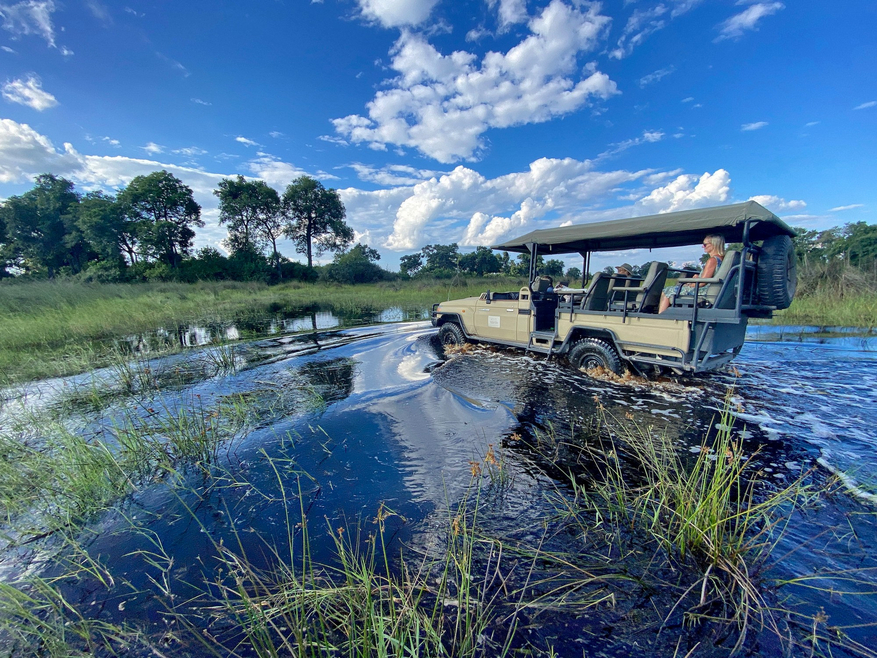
xmin=1 ymin=0 xmax=875 ymax=272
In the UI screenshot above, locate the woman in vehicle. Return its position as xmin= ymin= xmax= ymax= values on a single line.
xmin=658 ymin=234 xmax=725 ymax=313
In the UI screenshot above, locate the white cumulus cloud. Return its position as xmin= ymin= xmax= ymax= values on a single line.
xmin=235 ymin=136 xmax=260 ymax=147
xmin=356 ymin=0 xmax=439 ymax=28
xmin=333 ymin=0 xmax=616 ymax=163
xmin=636 ymin=170 xmax=731 ymax=214
xmin=492 ymin=0 xmax=528 ymax=29
xmin=2 ymin=73 xmax=57 ymax=110
xmin=748 ymin=194 xmax=806 ymax=212
xmin=715 ymin=2 xmax=784 ymax=42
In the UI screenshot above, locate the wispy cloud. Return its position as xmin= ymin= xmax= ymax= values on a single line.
xmin=853 ymin=101 xmax=877 ymax=110
xmin=681 ymin=96 xmax=694 ymax=103
xmin=141 ymin=142 xmax=163 ymax=155
xmin=0 ymin=0 xmax=67 ymax=51
xmin=124 ymin=6 xmax=144 ymax=17
xmin=638 ymin=66 xmax=675 ymax=88
xmin=269 ymin=131 xmax=284 ymax=139
xmin=715 ymin=2 xmax=784 ymax=42
xmin=805 ymin=121 xmax=819 ymax=127
xmin=1 ymin=44 xmax=14 ymax=52
xmin=173 ymin=146 xmax=207 ymax=157
xmin=741 ymin=121 xmax=768 ymax=131
xmin=829 ymin=204 xmax=864 ymax=212
xmin=156 ymin=52 xmax=189 ymax=77
xmin=598 ymin=129 xmax=665 ymax=160
xmin=235 ymin=136 xmax=260 ymax=147
xmin=2 ymin=74 xmax=58 ymax=110
xmin=191 ymin=97 xmax=211 ymax=106
xmin=85 ymin=0 xmax=111 ymax=25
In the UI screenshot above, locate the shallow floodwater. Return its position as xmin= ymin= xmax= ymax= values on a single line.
xmin=1 ymin=321 xmax=876 ymax=655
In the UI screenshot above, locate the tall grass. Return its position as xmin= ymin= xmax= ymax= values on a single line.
xmin=774 ymin=261 xmax=877 ymax=328
xmin=0 ymin=277 xmax=526 ymax=386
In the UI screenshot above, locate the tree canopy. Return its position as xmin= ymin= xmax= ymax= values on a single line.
xmin=282 ymin=176 xmax=353 ymax=268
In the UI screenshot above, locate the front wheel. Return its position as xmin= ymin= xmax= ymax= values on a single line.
xmin=438 ymin=322 xmax=466 ymax=348
xmin=567 ymin=338 xmax=622 ymax=374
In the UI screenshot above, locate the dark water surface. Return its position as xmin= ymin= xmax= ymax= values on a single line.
xmin=2 ymin=320 xmax=876 ymax=655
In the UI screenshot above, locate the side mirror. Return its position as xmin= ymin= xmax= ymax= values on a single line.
xmin=485 ymin=290 xmax=492 ymax=303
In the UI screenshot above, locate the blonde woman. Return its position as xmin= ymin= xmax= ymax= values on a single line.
xmin=659 ymin=234 xmax=726 ymax=313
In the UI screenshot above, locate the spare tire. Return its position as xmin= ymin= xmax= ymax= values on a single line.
xmin=757 ymin=234 xmax=797 ymax=310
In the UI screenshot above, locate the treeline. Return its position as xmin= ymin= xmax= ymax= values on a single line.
xmin=0 ymin=172 xmax=584 ymax=285
xmin=0 ymin=171 xmax=362 ymax=284
xmin=399 ymin=243 xmax=581 ymax=281
xmin=2 ymin=172 xmax=873 ymax=287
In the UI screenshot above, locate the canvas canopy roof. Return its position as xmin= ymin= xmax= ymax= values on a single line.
xmin=491 ymin=201 xmax=796 ymax=255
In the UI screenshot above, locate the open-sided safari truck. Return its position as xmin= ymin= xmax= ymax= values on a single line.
xmin=431 ymin=201 xmax=797 ymax=375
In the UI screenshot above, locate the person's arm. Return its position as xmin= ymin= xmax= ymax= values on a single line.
xmin=699 ymin=256 xmax=718 ymax=279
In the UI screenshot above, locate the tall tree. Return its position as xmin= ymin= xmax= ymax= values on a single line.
xmin=421 ymin=243 xmax=459 ymax=272
xmin=459 ymin=246 xmax=501 ymax=276
xmin=0 ymin=174 xmax=85 ymax=277
xmin=281 ymin=176 xmax=352 ymax=268
xmin=399 ymin=252 xmax=423 ymax=277
xmin=215 ymin=176 xmax=273 ymax=253
xmin=78 ymin=191 xmax=141 ymax=266
xmin=118 ymin=171 xmax=202 ymax=268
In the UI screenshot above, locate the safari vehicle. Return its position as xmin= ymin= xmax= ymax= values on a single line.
xmin=431 ymin=201 xmax=797 ymax=375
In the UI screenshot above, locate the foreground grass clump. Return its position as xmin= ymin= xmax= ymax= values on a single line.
xmin=0 ymin=277 xmax=525 ymax=386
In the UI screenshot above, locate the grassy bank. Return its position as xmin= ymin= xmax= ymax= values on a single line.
xmin=0 ymin=277 xmax=525 ymax=386
xmin=772 ymin=290 xmax=877 ymax=328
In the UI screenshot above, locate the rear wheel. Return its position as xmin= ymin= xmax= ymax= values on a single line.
xmin=757 ymin=234 xmax=797 ymax=309
xmin=438 ymin=322 xmax=466 ymax=348
xmin=568 ymin=338 xmax=622 ymax=374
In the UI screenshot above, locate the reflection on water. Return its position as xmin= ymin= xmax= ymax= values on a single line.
xmin=1 ymin=322 xmax=876 ymax=654
xmin=119 ymin=306 xmax=431 ymax=353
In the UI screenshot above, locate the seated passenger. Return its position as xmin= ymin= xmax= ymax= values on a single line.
xmin=659 ymin=234 xmax=726 ymax=313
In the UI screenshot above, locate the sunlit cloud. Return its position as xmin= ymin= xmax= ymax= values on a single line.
xmin=829 ymin=204 xmax=864 ymax=212
xmin=333 ymin=1 xmax=616 ymax=163
xmin=355 ymin=0 xmax=439 ymax=28
xmin=2 ymin=73 xmax=58 ymax=110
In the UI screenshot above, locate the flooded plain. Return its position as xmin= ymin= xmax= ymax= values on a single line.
xmin=1 ymin=316 xmax=876 ymax=656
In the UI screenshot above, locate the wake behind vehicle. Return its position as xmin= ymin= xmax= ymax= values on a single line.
xmin=432 ymin=201 xmax=797 ymax=375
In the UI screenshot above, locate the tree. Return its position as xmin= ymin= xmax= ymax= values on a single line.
xmin=459 ymin=246 xmax=502 ymax=276
xmin=1 ymin=174 xmax=85 ymax=277
xmin=421 ymin=243 xmax=459 ymax=273
xmin=324 ymin=244 xmax=387 ymax=284
xmin=78 ymin=191 xmax=141 ymax=267
xmin=118 ymin=171 xmax=203 ymax=268
xmin=566 ymin=266 xmax=582 ymax=283
xmin=399 ymin=252 xmax=423 ymax=277
xmin=215 ymin=176 xmax=272 ymax=253
xmin=282 ymin=176 xmax=353 ymax=268
xmin=543 ymin=259 xmax=564 ymax=278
